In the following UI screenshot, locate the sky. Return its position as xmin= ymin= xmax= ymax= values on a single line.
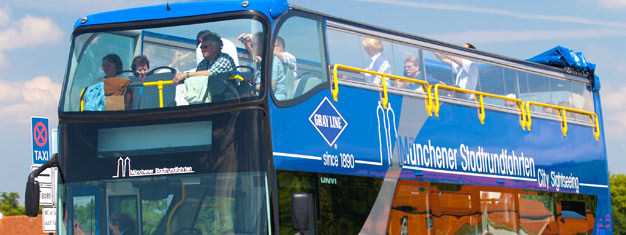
xmin=1 ymin=0 xmax=626 ymax=201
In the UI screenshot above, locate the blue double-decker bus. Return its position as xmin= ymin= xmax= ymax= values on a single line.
xmin=25 ymin=0 xmax=611 ymax=234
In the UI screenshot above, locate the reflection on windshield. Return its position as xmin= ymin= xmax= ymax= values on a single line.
xmin=62 ymin=172 xmax=270 ymax=235
xmin=63 ymin=18 xmax=265 ymax=112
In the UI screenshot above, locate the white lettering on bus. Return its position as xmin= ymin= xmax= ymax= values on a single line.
xmin=314 ymin=114 xmax=342 ymax=129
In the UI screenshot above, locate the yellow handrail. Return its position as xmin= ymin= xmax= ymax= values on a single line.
xmin=433 ymin=84 xmax=526 ymax=129
xmin=142 ymin=80 xmax=174 ymax=108
xmin=524 ymin=101 xmax=600 ymax=141
xmin=80 ymin=88 xmax=86 ymax=112
xmin=331 ymin=64 xmax=433 ymax=115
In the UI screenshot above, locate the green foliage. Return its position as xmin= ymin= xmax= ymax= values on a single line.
xmin=612 ymin=173 xmax=626 ymax=234
xmin=613 ymin=207 xmax=626 ymax=235
xmin=0 ymin=192 xmax=25 ymax=216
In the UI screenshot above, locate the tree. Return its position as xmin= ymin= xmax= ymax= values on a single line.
xmin=611 ymin=173 xmax=626 ymax=234
xmin=0 ymin=192 xmax=25 ymax=216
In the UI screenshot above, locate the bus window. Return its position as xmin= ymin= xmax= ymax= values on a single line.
xmin=503 ymin=68 xmax=522 ymax=108
xmin=525 ymin=73 xmax=553 ymax=114
xmin=431 ymin=184 xmax=479 ymax=235
xmin=143 ymin=40 xmax=196 ymax=77
xmin=479 ymin=190 xmax=518 ymax=234
xmin=73 ymin=195 xmax=96 ymax=234
xmin=519 ymin=193 xmax=558 ymax=234
xmin=550 ymin=78 xmax=573 ymax=111
xmin=141 ymin=196 xmax=170 ymax=235
xmin=273 ymin=15 xmax=328 ymax=101
xmin=390 ymin=43 xmax=435 ymax=93
xmin=63 ymin=18 xmax=266 ymax=112
xmin=326 ymin=29 xmax=366 ymax=82
xmin=388 ymin=180 xmax=431 ymax=235
xmin=276 ymin=170 xmax=319 ymax=235
xmin=571 ymin=81 xmax=594 ymax=121
xmin=423 ymin=51 xmax=455 ymax=86
xmin=65 ymin=33 xmax=137 ymax=112
xmin=108 ymin=195 xmax=138 ymax=235
xmin=326 ymin=29 xmax=395 ymax=85
xmin=478 ymin=64 xmax=506 ymax=106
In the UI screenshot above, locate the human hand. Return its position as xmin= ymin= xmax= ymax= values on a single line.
xmin=238 ymin=33 xmax=252 ymax=44
xmin=173 ymin=73 xmax=187 ymax=84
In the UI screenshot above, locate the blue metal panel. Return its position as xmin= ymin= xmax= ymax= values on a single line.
xmin=270 ymin=85 xmax=608 ymax=195
xmin=73 ymin=0 xmax=286 ymax=29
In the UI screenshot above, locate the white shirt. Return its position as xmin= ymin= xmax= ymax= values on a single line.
xmin=452 ymin=58 xmax=478 ymax=99
xmin=364 ymin=52 xmax=391 ymax=85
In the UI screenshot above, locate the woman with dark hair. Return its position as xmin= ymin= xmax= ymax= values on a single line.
xmin=102 ymin=54 xmax=124 ymax=78
xmin=109 ymin=212 xmax=136 ymax=235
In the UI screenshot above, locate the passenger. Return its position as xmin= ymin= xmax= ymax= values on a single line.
xmin=100 ymin=54 xmax=124 ymax=82
xmin=434 ymin=43 xmax=479 ymax=99
xmin=362 ymin=37 xmax=391 ymax=85
xmin=239 ymin=32 xmax=287 ymax=100
xmin=131 ymin=55 xmax=149 ymax=82
xmin=109 ymin=212 xmax=136 ymax=235
xmin=131 ymin=55 xmax=149 ymax=108
xmin=274 ymin=36 xmax=297 ymax=77
xmin=173 ymin=31 xmax=236 ymax=102
xmin=196 ymin=30 xmax=239 ymax=66
xmin=505 ymin=93 xmax=518 ymax=108
xmin=402 ymin=56 xmax=442 ymax=89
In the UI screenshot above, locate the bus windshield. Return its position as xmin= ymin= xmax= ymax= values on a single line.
xmin=62 ymin=16 xmax=266 ymax=112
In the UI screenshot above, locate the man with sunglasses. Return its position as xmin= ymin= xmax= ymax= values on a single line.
xmin=173 ymin=31 xmax=236 ymax=102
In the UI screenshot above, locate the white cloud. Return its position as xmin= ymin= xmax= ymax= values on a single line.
xmin=427 ymin=28 xmax=626 ymax=44
xmin=0 ymin=76 xmax=61 ymax=124
xmin=360 ymin=0 xmax=626 ymax=27
xmin=0 ymin=6 xmax=10 ymax=26
xmin=0 ymin=6 xmax=63 ymax=67
xmin=0 ymin=14 xmax=63 ymax=50
xmin=593 ymin=0 xmax=626 ymax=8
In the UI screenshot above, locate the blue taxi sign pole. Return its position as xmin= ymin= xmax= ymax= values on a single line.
xmin=31 ymin=117 xmax=50 ymax=165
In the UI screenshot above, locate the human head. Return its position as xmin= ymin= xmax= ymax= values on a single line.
xmin=102 ymin=54 xmax=123 ymax=78
xmin=131 ymin=55 xmax=149 ymax=77
xmin=274 ymin=36 xmax=286 ymax=53
xmin=463 ymin=42 xmax=476 ymax=49
xmin=251 ymin=32 xmax=264 ymax=56
xmin=404 ymin=56 xmax=421 ymax=78
xmin=505 ymin=93 xmax=517 ymax=108
xmin=362 ymin=37 xmax=383 ymax=56
xmin=200 ymin=31 xmax=223 ymax=60
xmin=109 ymin=212 xmax=135 ymax=235
xmin=196 ymin=30 xmax=211 ymax=46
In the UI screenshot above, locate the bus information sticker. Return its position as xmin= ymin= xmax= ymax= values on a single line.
xmin=309 ymin=97 xmax=348 ymax=147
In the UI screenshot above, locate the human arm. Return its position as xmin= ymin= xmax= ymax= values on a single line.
xmin=173 ymin=70 xmax=213 ymax=84
xmin=238 ymin=33 xmax=262 ymax=62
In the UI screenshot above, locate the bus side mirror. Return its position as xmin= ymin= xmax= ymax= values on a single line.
xmin=25 ymin=176 xmax=40 ymax=217
xmin=25 ymin=153 xmax=58 ymax=217
xmin=291 ymin=193 xmax=313 ymax=233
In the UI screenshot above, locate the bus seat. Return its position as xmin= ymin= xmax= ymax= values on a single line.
xmin=284 ymin=68 xmax=296 ymax=99
xmin=221 ymin=38 xmax=239 ymax=66
xmin=135 ymin=72 xmax=177 ymax=109
xmin=294 ymin=76 xmax=322 ymax=97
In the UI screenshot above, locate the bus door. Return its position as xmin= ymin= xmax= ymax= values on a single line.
xmin=107 ymin=189 xmax=140 ymax=235
xmin=69 ymin=186 xmax=102 ymax=235
xmin=430 ymin=184 xmax=480 ymax=235
xmin=387 ymin=180 xmax=432 ymax=235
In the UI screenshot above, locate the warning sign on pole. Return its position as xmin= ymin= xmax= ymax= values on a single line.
xmin=31 ymin=117 xmax=50 ymax=165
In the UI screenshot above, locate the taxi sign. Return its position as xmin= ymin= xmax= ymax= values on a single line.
xmin=31 ymin=117 xmax=50 ymax=164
